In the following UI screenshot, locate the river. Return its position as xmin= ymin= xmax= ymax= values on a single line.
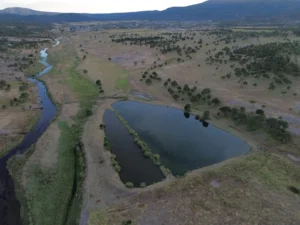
xmin=0 ymin=39 xmax=60 ymax=225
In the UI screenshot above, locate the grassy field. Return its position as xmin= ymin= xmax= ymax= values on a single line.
xmin=66 ymin=58 xmax=99 ymax=100
xmin=18 ymin=102 xmax=93 ymax=225
xmin=7 ymin=28 xmax=300 ymax=225
xmin=89 ymin=152 xmax=300 ymax=225
xmin=64 ymin=28 xmax=300 ymax=225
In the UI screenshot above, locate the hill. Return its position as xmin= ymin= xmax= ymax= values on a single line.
xmin=0 ymin=7 xmax=57 ymax=16
xmin=1 ymin=0 xmax=300 ymax=23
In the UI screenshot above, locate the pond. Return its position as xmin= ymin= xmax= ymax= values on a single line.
xmin=112 ymin=100 xmax=250 ymax=176
xmin=104 ymin=109 xmax=165 ymax=186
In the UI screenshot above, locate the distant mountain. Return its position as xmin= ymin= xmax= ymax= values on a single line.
xmin=0 ymin=7 xmax=57 ymax=16
xmin=1 ymin=0 xmax=300 ymax=23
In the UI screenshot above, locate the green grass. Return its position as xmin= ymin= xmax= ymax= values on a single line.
xmin=116 ymin=77 xmax=129 ymax=90
xmin=65 ymin=58 xmax=99 ymax=101
xmin=24 ymin=62 xmax=46 ymax=76
xmin=15 ymin=102 xmax=93 ymax=225
xmin=22 ymin=121 xmax=77 ymax=225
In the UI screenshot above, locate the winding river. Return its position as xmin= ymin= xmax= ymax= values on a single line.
xmin=0 ymin=39 xmax=59 ymax=225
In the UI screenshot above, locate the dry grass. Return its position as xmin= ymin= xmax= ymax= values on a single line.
xmin=81 ymin=100 xmax=133 ymax=216
xmin=89 ymin=153 xmax=300 ymax=225
xmin=67 ymin=29 xmax=300 ymax=225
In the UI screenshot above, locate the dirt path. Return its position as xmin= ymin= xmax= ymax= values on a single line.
xmin=80 ymin=99 xmax=136 ymax=225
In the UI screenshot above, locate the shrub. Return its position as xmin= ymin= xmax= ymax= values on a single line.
xmin=202 ymin=111 xmax=210 ymax=120
xmin=140 ymin=183 xmax=146 ymax=188
xmin=96 ymin=80 xmax=102 ymax=86
xmin=114 ymin=165 xmax=121 ymax=173
xmin=125 ymin=182 xmax=134 ymax=188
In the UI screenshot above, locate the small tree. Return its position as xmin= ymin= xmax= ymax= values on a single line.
xmin=184 ymin=104 xmax=191 ymax=112
xmin=211 ymin=97 xmax=221 ymax=106
xmin=256 ymin=109 xmax=264 ymax=115
xmin=250 ymin=100 xmax=256 ymax=107
xmin=125 ymin=182 xmax=134 ymax=188
xmin=96 ymin=80 xmax=102 ymax=86
xmin=202 ymin=111 xmax=210 ymax=120
xmin=146 ymin=79 xmax=152 ymax=85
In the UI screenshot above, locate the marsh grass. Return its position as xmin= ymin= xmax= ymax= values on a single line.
xmin=16 ymin=102 xmax=94 ymax=225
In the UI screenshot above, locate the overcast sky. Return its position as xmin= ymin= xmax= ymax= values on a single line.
xmin=0 ymin=0 xmax=207 ymax=13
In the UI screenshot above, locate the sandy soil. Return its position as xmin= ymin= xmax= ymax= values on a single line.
xmin=81 ymin=99 xmax=135 ymax=224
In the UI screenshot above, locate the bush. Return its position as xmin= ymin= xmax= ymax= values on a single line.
xmin=202 ymin=111 xmax=210 ymax=120
xmin=85 ymin=109 xmax=93 ymax=117
xmin=125 ymin=182 xmax=134 ymax=188
xmin=114 ymin=165 xmax=121 ymax=173
xmin=96 ymin=80 xmax=102 ymax=86
xmin=122 ymin=220 xmax=132 ymax=225
xmin=140 ymin=182 xmax=146 ymax=188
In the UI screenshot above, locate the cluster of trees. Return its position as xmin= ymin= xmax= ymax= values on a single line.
xmin=0 ymin=80 xmax=11 ymax=91
xmin=209 ymin=29 xmax=289 ymax=45
xmin=219 ymin=106 xmax=292 ymax=143
xmin=111 ymin=154 xmax=121 ymax=173
xmin=141 ymin=71 xmax=162 ymax=85
xmin=163 ymin=79 xmax=221 ymax=107
xmin=184 ymin=103 xmax=210 ymax=122
xmin=232 ymin=42 xmax=300 ymax=77
xmin=111 ymin=32 xmax=202 ymax=58
xmin=8 ymin=92 xmax=29 ymax=106
xmin=96 ymin=80 xmax=104 ymax=93
xmin=19 ymin=83 xmax=29 ymax=91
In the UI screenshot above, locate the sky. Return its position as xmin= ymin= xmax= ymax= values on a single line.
xmin=0 ymin=0 xmax=207 ymax=13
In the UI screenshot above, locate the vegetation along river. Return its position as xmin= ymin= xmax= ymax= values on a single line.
xmin=0 ymin=39 xmax=59 ymax=225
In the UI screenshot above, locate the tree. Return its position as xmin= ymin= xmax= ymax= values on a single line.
xmin=250 ymin=100 xmax=256 ymax=107
xmin=256 ymin=109 xmax=265 ymax=115
xmin=164 ymin=81 xmax=168 ymax=87
xmin=173 ymin=94 xmax=179 ymax=100
xmin=96 ymin=80 xmax=102 ymax=86
xmin=211 ymin=97 xmax=221 ymax=106
xmin=184 ymin=112 xmax=190 ymax=118
xmin=242 ymin=81 xmax=248 ymax=87
xmin=146 ymin=79 xmax=152 ymax=85
xmin=202 ymin=111 xmax=210 ymax=120
xmin=269 ymin=82 xmax=276 ymax=90
xmin=83 ymin=69 xmax=88 ymax=74
xmin=195 ymin=115 xmax=200 ymax=120
xmin=184 ymin=104 xmax=191 ymax=112
xmin=171 ymin=80 xmax=178 ymax=87
xmin=5 ymin=84 xmax=11 ymax=91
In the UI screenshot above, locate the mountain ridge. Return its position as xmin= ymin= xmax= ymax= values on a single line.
xmin=0 ymin=7 xmax=57 ymax=15
xmin=1 ymin=0 xmax=300 ymax=23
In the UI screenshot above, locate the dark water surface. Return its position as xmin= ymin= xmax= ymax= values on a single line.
xmin=112 ymin=100 xmax=250 ymax=176
xmin=104 ymin=109 xmax=165 ymax=186
xmin=0 ymin=46 xmax=57 ymax=225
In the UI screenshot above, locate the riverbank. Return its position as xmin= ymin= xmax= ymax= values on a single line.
xmin=14 ymin=37 xmax=103 ymax=225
